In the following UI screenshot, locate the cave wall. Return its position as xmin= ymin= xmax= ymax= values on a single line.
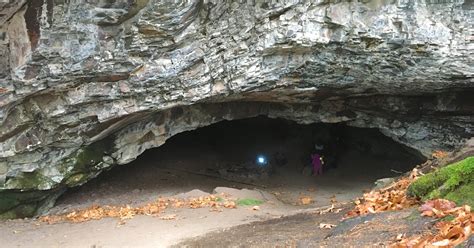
xmin=0 ymin=0 xmax=473 ymax=217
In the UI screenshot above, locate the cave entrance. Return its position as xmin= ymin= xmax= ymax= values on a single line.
xmin=53 ymin=116 xmax=424 ymax=212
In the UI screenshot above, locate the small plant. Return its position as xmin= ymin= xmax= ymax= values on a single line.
xmin=236 ymin=198 xmax=264 ymax=206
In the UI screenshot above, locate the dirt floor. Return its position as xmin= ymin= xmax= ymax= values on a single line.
xmin=0 ymin=119 xmax=424 ymax=247
xmin=0 ymin=150 xmax=416 ymax=247
xmin=174 ymin=206 xmax=439 ymax=248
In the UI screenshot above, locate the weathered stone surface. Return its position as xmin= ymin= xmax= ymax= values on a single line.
xmin=0 ymin=0 xmax=473 ymax=217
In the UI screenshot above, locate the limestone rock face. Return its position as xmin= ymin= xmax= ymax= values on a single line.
xmin=0 ymin=0 xmax=473 ymax=217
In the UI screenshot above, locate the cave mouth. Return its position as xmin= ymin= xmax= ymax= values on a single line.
xmin=52 ymin=116 xmax=425 ymax=211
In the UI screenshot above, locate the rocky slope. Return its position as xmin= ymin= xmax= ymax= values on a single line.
xmin=0 ymin=0 xmax=473 ymax=218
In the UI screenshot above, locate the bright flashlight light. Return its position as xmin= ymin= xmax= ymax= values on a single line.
xmin=257 ymin=155 xmax=267 ymax=166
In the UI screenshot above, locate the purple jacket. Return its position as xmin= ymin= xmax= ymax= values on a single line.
xmin=311 ymin=154 xmax=323 ymax=175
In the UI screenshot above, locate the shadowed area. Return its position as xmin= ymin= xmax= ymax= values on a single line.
xmin=52 ymin=117 xmax=424 ymax=212
xmin=0 ymin=117 xmax=429 ymax=247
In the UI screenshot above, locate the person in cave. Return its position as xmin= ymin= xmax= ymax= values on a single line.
xmin=311 ymin=152 xmax=324 ymax=176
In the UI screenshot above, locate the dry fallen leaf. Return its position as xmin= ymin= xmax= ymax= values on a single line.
xmin=317 ymin=204 xmax=342 ymax=215
xmin=420 ymin=199 xmax=457 ymax=218
xmin=319 ymin=223 xmax=336 ymax=229
xmin=345 ymin=168 xmax=419 ymax=218
xmin=159 ymin=214 xmax=177 ymax=220
xmin=431 ymin=239 xmax=450 ymax=246
xmin=396 ymin=233 xmax=405 ymax=241
xmin=300 ymin=196 xmax=313 ymax=205
xmin=252 ymin=206 xmax=260 ymax=211
xmin=223 ymin=201 xmax=236 ymax=209
xmin=432 ymin=150 xmax=448 ymax=159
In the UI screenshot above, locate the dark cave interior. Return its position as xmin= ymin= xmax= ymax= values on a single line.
xmin=54 ymin=116 xmax=426 ymax=210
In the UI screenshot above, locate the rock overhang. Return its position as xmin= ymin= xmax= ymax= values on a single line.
xmin=0 ymin=0 xmax=473 ymax=218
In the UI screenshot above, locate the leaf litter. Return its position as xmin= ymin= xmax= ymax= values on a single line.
xmin=341 ymin=168 xmax=472 ymax=247
xmin=391 ymin=200 xmax=472 ymax=247
xmin=345 ymin=169 xmax=420 ymax=218
xmin=40 ymin=194 xmax=237 ymax=225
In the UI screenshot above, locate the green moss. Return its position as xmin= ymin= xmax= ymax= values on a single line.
xmin=0 ymin=194 xmax=20 ymax=213
xmin=440 ymin=215 xmax=456 ymax=222
xmin=75 ymin=138 xmax=113 ymax=172
xmin=0 ymin=210 xmax=18 ymax=219
xmin=0 ymin=203 xmax=38 ymax=219
xmin=0 ymin=138 xmax=114 ymax=219
xmin=60 ymin=138 xmax=114 ymax=187
xmin=64 ymin=173 xmax=87 ymax=187
xmin=408 ymin=157 xmax=474 ymax=206
xmin=444 ymin=181 xmax=474 ymax=207
xmin=5 ymin=139 xmax=113 ymax=192
xmin=236 ymin=198 xmax=264 ymax=206
xmin=0 ymin=190 xmax=51 ymax=219
xmin=5 ymin=171 xmax=55 ymax=190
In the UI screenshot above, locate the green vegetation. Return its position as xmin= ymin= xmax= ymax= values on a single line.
xmin=4 ymin=171 xmax=55 ymax=190
xmin=61 ymin=137 xmax=114 ymax=187
xmin=0 ymin=138 xmax=114 ymax=219
xmin=408 ymin=157 xmax=474 ymax=206
xmin=443 ymin=181 xmax=474 ymax=207
xmin=440 ymin=215 xmax=455 ymax=222
xmin=0 ymin=190 xmax=51 ymax=219
xmin=0 ymin=203 xmax=37 ymax=219
xmin=236 ymin=198 xmax=264 ymax=206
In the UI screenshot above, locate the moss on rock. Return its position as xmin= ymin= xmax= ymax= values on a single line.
xmin=0 ymin=203 xmax=38 ymax=219
xmin=444 ymin=181 xmax=474 ymax=207
xmin=0 ymin=138 xmax=114 ymax=219
xmin=408 ymin=156 xmax=474 ymax=206
xmin=4 ymin=171 xmax=56 ymax=190
xmin=0 ymin=190 xmax=58 ymax=219
xmin=60 ymin=137 xmax=114 ymax=187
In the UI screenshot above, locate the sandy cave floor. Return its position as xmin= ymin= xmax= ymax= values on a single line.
xmin=0 ymin=147 xmax=415 ymax=248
